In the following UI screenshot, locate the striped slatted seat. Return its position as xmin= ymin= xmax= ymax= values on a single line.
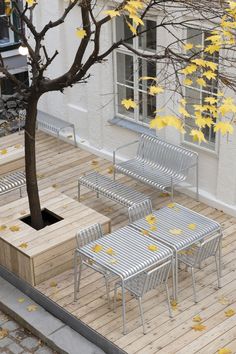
xmin=0 ymin=171 xmax=26 ymax=197
xmin=113 ymin=134 xmax=198 ymax=201
xmin=78 ymin=172 xmax=149 ymax=207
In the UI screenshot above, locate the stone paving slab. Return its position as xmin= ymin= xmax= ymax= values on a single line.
xmin=0 ymin=277 xmax=106 ymax=354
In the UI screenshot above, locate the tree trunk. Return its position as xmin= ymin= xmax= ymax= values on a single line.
xmin=24 ymin=93 xmax=44 ymax=230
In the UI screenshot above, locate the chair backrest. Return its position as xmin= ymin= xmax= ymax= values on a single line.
xmin=195 ymin=233 xmax=221 ymax=265
xmin=75 ymin=223 xmax=103 ymax=248
xmin=128 ymin=199 xmax=153 ymax=223
xmin=136 ymin=134 xmax=198 ymax=178
xmin=142 ymin=259 xmax=172 ymax=295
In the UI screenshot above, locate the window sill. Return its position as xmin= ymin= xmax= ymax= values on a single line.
xmin=108 ymin=116 xmax=157 ymax=137
xmin=182 ymin=140 xmax=218 ymax=158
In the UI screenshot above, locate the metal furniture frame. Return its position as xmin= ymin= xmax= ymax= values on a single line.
xmin=74 ymin=223 xmax=115 ymax=308
xmin=37 ymin=112 xmax=77 ymax=146
xmin=0 ymin=171 xmax=26 ymax=197
xmin=129 ymin=202 xmax=222 ymax=301
xmin=128 ymin=199 xmax=153 ymax=223
xmin=114 ymin=259 xmax=173 ymax=334
xmin=113 ymin=134 xmax=199 ymax=201
xmin=77 ymin=225 xmax=173 ymax=334
xmin=78 ymin=171 xmax=150 ymax=207
xmin=178 ymin=232 xmax=222 ymax=303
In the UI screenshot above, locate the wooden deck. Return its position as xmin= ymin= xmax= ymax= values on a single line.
xmin=0 ymin=132 xmax=236 ymax=354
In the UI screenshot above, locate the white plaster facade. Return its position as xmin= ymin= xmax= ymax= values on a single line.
xmin=34 ymin=0 xmax=236 ymax=216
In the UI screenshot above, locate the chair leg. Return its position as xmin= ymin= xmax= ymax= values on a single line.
xmin=165 ymin=283 xmax=173 ymax=318
xmin=19 ymin=187 xmax=22 ymax=198
xmin=190 ymin=267 xmax=198 ymax=303
xmin=114 ymin=283 xmax=119 ymax=313
xmin=215 ymin=254 xmax=221 ymax=289
xmin=78 ymin=182 xmax=81 ymax=202
xmin=105 ymin=277 xmax=111 ymax=309
xmin=138 ymin=297 xmax=146 ymax=334
xmin=74 ymin=254 xmax=82 ymax=301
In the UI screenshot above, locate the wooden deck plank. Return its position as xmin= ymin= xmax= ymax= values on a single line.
xmin=1 ymin=132 xmax=236 ymax=353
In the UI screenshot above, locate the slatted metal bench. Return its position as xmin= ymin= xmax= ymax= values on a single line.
xmin=0 ymin=171 xmax=26 ymax=197
xmin=37 ymin=111 xmax=77 ymax=146
xmin=78 ymin=172 xmax=149 ymax=207
xmin=113 ymin=134 xmax=199 ymax=201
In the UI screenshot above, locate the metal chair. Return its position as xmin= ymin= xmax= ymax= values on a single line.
xmin=178 ymin=232 xmax=222 ymax=303
xmin=114 ymin=259 xmax=173 ymax=334
xmin=74 ymin=223 xmax=115 ymax=307
xmin=128 ymin=199 xmax=153 ymax=223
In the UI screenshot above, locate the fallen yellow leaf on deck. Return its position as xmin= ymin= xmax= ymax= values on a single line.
xmin=141 ymin=229 xmax=150 ymax=236
xmin=27 ymin=304 xmax=38 ymax=312
xmin=107 ymin=166 xmax=114 ymax=174
xmin=91 ymin=160 xmax=99 ymax=165
xmin=160 ymin=192 xmax=169 ymax=197
xmin=169 ymin=228 xmax=182 ymax=235
xmin=0 ymin=149 xmax=7 ymax=155
xmin=20 ymin=210 xmax=27 ymax=215
xmin=0 ymin=328 xmax=9 ymax=339
xmin=148 ymin=244 xmax=158 ymax=252
xmin=170 ymin=299 xmax=178 ymax=310
xmin=9 ymin=225 xmax=20 ymax=232
xmin=191 ymin=324 xmax=206 ymax=331
xmin=167 ymin=203 xmax=175 ymax=208
xmin=14 ymin=144 xmax=22 ymax=148
xmin=193 ymin=315 xmax=202 ymax=322
xmin=225 ymin=308 xmax=235 ymax=317
xmin=52 ymin=184 xmax=58 ymax=188
xmin=18 ymin=298 xmax=25 ymax=303
xmin=19 ymin=243 xmax=28 ymax=249
xmin=145 ymin=214 xmax=156 ymax=225
xmin=50 ymin=281 xmax=58 ymax=288
xmin=150 ymin=225 xmax=157 ymax=231
xmin=106 ymin=248 xmax=116 ymax=256
xmin=37 ymin=174 xmax=45 ymax=179
xmin=103 ymin=207 xmax=114 ymax=213
xmin=218 ymin=348 xmax=232 ymax=354
xmin=0 ymin=225 xmax=7 ymax=231
xmin=218 ymin=296 xmax=230 ymax=305
xmin=188 ymin=223 xmax=197 ymax=230
xmin=92 ymin=244 xmax=103 ymax=253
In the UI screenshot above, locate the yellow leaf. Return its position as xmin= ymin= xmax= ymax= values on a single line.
xmin=202 ymin=70 xmax=217 ymax=80
xmin=204 ymin=44 xmax=220 ymax=54
xmin=204 ymin=96 xmax=218 ymax=104
xmin=225 ymin=308 xmax=235 ymax=317
xmin=9 ymin=225 xmax=20 ymax=232
xmin=129 ymin=14 xmax=144 ymax=26
xmin=109 ymin=258 xmax=118 ymax=264
xmin=148 ymin=244 xmax=158 ymax=252
xmin=20 ymin=210 xmax=27 ymax=215
xmin=14 ymin=144 xmax=22 ymax=149
xmin=91 ymin=160 xmax=99 ymax=165
xmin=218 ymin=348 xmax=232 ymax=354
xmin=91 ymin=244 xmax=103 ymax=253
xmin=160 ymin=192 xmax=169 ymax=197
xmin=106 ymin=248 xmax=116 ymax=256
xmin=190 ymin=129 xmax=206 ymax=143
xmin=196 ymin=78 xmax=207 ymax=87
xmin=126 ymin=21 xmax=137 ymax=35
xmin=167 ymin=203 xmax=175 ymax=208
xmin=218 ymin=296 xmax=230 ymax=305
xmin=0 ymin=149 xmax=7 ymax=155
xmin=18 ymin=298 xmax=25 ymax=303
xmin=50 ymin=281 xmax=58 ymax=288
xmin=103 ymin=10 xmax=120 ymax=18
xmin=179 ymin=105 xmax=190 ymax=117
xmin=169 ymin=228 xmax=182 ymax=235
xmin=188 ymin=223 xmax=197 ymax=230
xmin=180 ymin=64 xmax=197 ymax=75
xmin=19 ymin=242 xmax=28 ymax=249
xmin=0 ymin=328 xmax=9 ymax=339
xmin=139 ymin=76 xmax=157 ymax=81
xmin=214 ymin=122 xmax=234 ymax=136
xmin=52 ymin=184 xmax=58 ymax=189
xmin=145 ymin=214 xmax=156 ymax=225
xmin=193 ymin=315 xmax=202 ymax=322
xmin=0 ymin=225 xmax=7 ymax=231
xmin=183 ymin=43 xmax=194 ymax=51
xmin=27 ymin=304 xmax=38 ymax=312
xmin=141 ymin=229 xmax=150 ymax=236
xmin=76 ymin=28 xmax=87 ymax=39
xmin=170 ymin=299 xmax=178 ymax=310
xmin=107 ymin=166 xmax=114 ymax=174
xmin=150 ymin=225 xmax=157 ymax=231
xmin=149 ymin=86 xmax=164 ymax=96
xmin=183 ymin=78 xmax=193 ymax=86
xmin=191 ymin=324 xmax=206 ymax=331
xmin=121 ymin=98 xmax=138 ymax=110
xmin=26 ymin=0 xmax=36 ymax=5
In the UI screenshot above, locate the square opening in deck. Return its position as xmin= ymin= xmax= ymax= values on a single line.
xmin=20 ymin=208 xmax=63 ymax=229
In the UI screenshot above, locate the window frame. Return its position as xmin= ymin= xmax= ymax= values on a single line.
xmin=0 ymin=0 xmax=21 ymax=48
xmin=182 ymin=26 xmax=220 ymax=154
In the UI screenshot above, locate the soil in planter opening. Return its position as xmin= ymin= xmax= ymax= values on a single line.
xmin=20 ymin=208 xmax=63 ymax=229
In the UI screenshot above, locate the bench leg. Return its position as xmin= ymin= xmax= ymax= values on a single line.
xmin=19 ymin=187 xmax=22 ymax=198
xmin=78 ymin=181 xmax=81 ymax=201
xmin=196 ymin=161 xmax=199 ymax=201
xmin=72 ymin=126 xmax=77 ymax=147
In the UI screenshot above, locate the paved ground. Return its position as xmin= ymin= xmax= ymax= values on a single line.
xmin=0 ymin=310 xmax=57 ymax=354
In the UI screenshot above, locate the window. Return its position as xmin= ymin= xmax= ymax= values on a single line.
xmin=183 ymin=28 xmax=219 ymax=151
xmin=0 ymin=71 xmax=29 ymax=96
xmin=114 ymin=18 xmax=158 ymax=125
xmin=0 ymin=0 xmax=22 ymax=48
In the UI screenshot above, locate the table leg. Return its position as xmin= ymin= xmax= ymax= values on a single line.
xmin=122 ymin=280 xmax=126 ymax=335
xmin=171 ymin=257 xmax=175 ymax=300
xmin=219 ymin=234 xmax=223 ymax=287
xmin=174 ymin=252 xmax=178 ymax=301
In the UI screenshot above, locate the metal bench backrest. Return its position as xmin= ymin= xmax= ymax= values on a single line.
xmin=136 ymin=134 xmax=197 ymax=178
xmin=75 ymin=223 xmax=103 ymax=248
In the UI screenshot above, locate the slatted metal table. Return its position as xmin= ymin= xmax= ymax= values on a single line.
xmin=129 ymin=203 xmax=222 ymax=300
xmin=77 ymin=226 xmax=173 ymax=334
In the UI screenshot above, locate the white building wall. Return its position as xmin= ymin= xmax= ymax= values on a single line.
xmin=35 ymin=0 xmax=236 ymax=215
